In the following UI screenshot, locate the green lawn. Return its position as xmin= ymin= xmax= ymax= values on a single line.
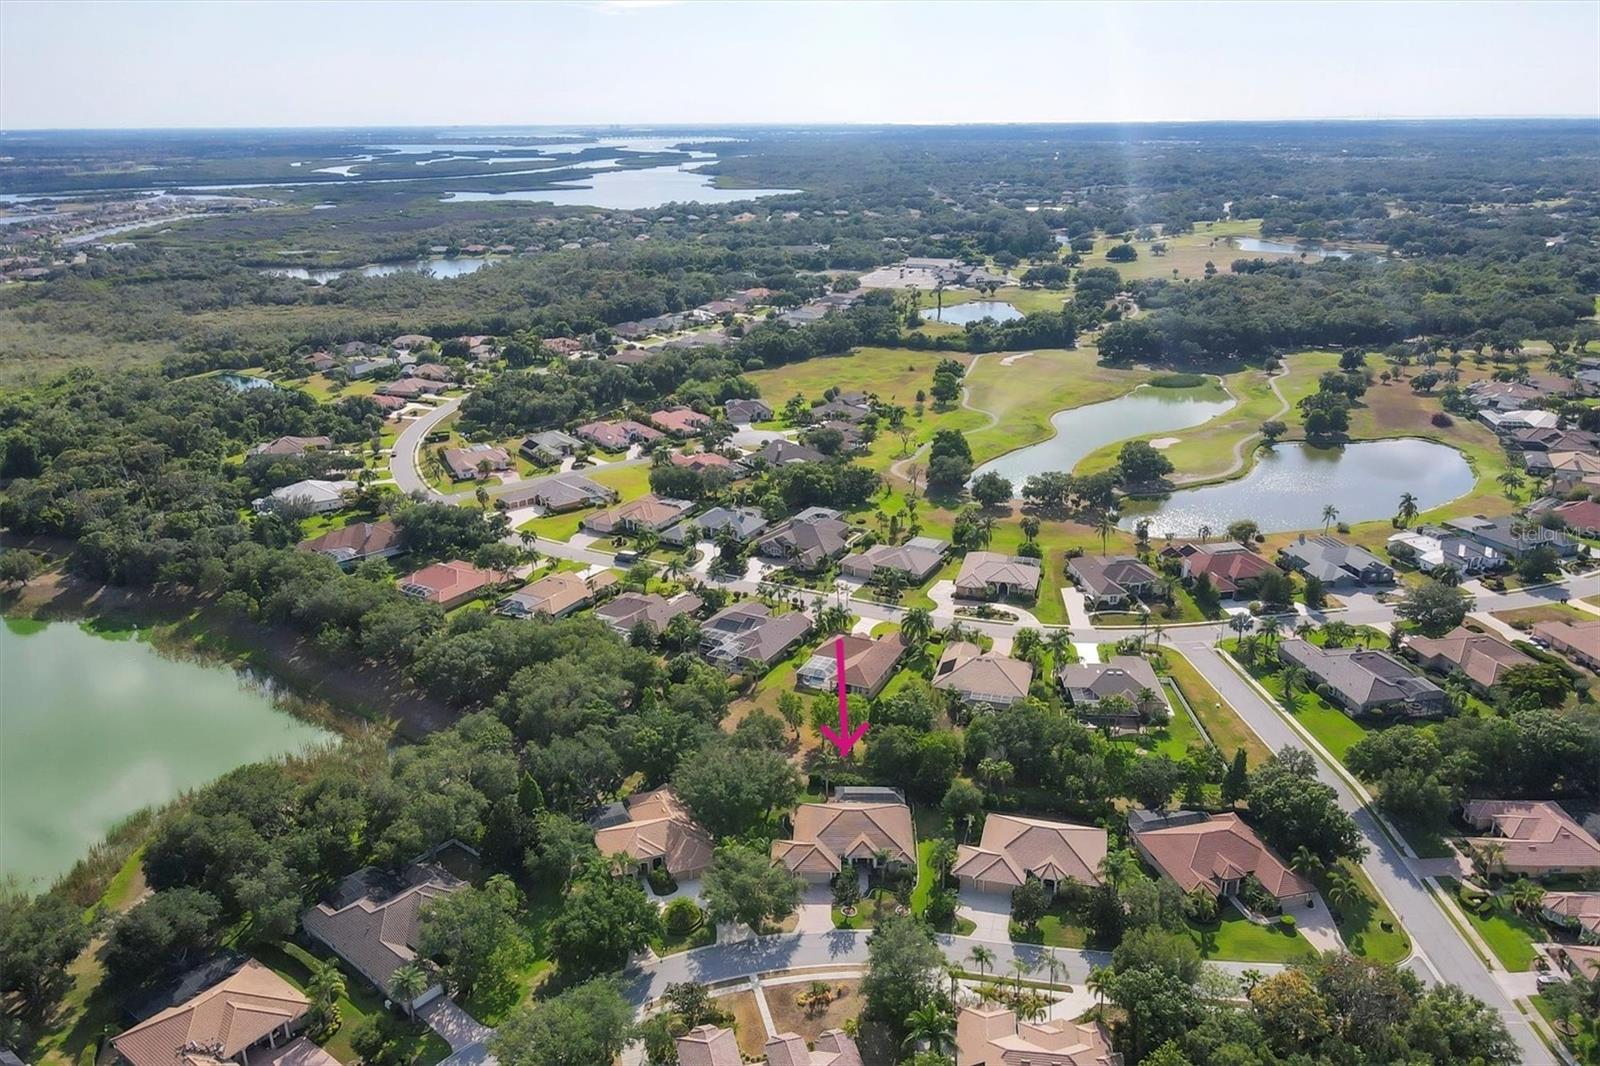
xmin=256 ymin=941 xmax=451 ymax=1065
xmin=1163 ymin=650 xmax=1272 ymax=767
xmin=1009 ymin=899 xmax=1092 ymax=948
xmin=1315 ymin=861 xmax=1411 ymax=965
xmin=653 ymin=918 xmax=717 ymax=956
xmin=1224 ymin=641 xmax=1374 ymax=761
xmin=1188 ymin=912 xmax=1319 ymax=963
xmin=517 ymin=461 xmax=653 ymax=542
xmin=1439 ymin=879 xmax=1545 ymax=971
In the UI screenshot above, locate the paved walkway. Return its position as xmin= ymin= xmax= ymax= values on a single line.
xmin=418 ymin=996 xmax=493 ymax=1052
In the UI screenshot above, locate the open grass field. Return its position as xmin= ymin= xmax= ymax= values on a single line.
xmin=1318 ymin=861 xmax=1411 ymax=965
xmin=961 ymin=345 xmax=1153 ymax=466
xmin=748 ymin=346 xmax=973 ymax=408
xmin=516 ymin=460 xmax=652 ymax=540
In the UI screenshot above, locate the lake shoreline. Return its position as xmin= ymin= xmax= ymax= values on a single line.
xmin=1 ymin=562 xmax=455 ymax=741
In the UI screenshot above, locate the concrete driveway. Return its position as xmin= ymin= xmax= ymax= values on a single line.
xmin=958 ymin=885 xmax=1013 ymax=940
xmin=795 ymin=882 xmax=835 ymax=933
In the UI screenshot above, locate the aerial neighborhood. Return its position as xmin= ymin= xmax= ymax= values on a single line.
xmin=6 ymin=106 xmax=1600 ymax=1066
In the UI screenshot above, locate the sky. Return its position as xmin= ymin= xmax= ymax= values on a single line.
xmin=3 ymin=0 xmax=1598 ymax=129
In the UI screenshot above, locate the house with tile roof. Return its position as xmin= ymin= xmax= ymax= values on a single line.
xmin=771 ymin=799 xmax=916 ymax=882
xmin=650 ymin=406 xmax=712 ymax=436
xmin=1541 ymin=891 xmax=1600 ymax=942
xmin=248 ymin=435 xmax=332 ymax=458
xmin=594 ymin=787 xmax=714 ymax=881
xmin=1161 ymin=542 xmax=1277 ymax=598
xmin=1535 ymin=498 xmax=1600 ymax=537
xmin=955 ymin=1005 xmax=1120 ymax=1066
xmin=1130 ymin=810 xmax=1315 ymax=907
xmin=581 ymin=495 xmax=694 ymax=536
xmin=1532 ymin=619 xmax=1600 ymax=670
xmin=698 ymin=602 xmax=812 ymax=671
xmin=518 ymin=430 xmax=583 ymax=464
xmin=725 ymin=398 xmax=774 ymax=424
xmin=795 ymin=633 xmax=907 ymax=698
xmin=1278 ymin=535 xmax=1394 ymax=587
xmin=1277 ymin=639 xmax=1448 ymax=718
xmin=956 ymin=551 xmax=1042 ymax=601
xmin=661 ymin=505 xmax=768 ymax=546
xmin=497 ymin=569 xmax=616 ymax=619
xmin=755 ymin=507 xmax=853 ymax=571
xmin=1405 ymin=626 xmax=1534 ymax=692
xmin=932 ymin=642 xmax=1033 ymax=708
xmin=1462 ymin=800 xmax=1600 ymax=876
xmin=838 ymin=536 xmax=949 ymax=584
xmin=302 ymin=865 xmax=464 ymax=1009
xmin=751 ymin=439 xmax=827 ymax=466
xmin=953 ymin=814 xmax=1107 ymax=898
xmin=441 ymin=443 xmax=512 ymax=481
xmin=1067 ymin=555 xmax=1160 ymax=608
xmin=675 ymin=1024 xmax=863 ymax=1066
xmin=398 ymin=561 xmax=509 ymax=609
xmin=1057 ymin=656 xmax=1169 ymax=725
xmin=252 ymin=479 xmax=354 ymax=515
xmin=493 ymin=470 xmax=615 ymax=513
xmin=576 ymin=419 xmax=663 ymax=452
xmin=594 ymin=590 xmax=703 ymax=637
xmin=111 ymin=959 xmax=310 ymax=1066
xmin=298 ymin=519 xmax=403 ymax=567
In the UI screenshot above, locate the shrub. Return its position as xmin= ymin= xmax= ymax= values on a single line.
xmin=1431 ymin=411 xmax=1454 ymax=427
xmin=1279 ymin=914 xmax=1297 ymax=934
xmin=647 ymin=865 xmax=678 ymax=895
xmin=663 ymin=897 xmax=703 ymax=936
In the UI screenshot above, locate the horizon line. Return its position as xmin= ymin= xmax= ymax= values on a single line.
xmin=4 ymin=114 xmax=1600 ymax=135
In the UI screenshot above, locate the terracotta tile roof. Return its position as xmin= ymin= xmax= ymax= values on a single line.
xmin=932 ymin=642 xmax=1033 ymax=706
xmin=398 ymin=561 xmax=509 ymax=607
xmin=1167 ymin=543 xmax=1276 ymax=595
xmin=1462 ymin=800 xmax=1600 ymax=873
xmin=1541 ymin=891 xmax=1600 ymax=937
xmin=953 ymin=814 xmax=1107 ymax=890
xmin=776 ymin=801 xmax=915 ymax=867
xmin=256 ymin=1037 xmax=340 ymax=1066
xmin=796 ymin=633 xmax=906 ymax=695
xmin=298 ymin=520 xmax=402 ymax=564
xmin=765 ymin=1030 xmax=863 ymax=1066
xmin=956 ymin=551 xmax=1042 ymax=596
xmin=582 ymin=494 xmax=693 ymax=534
xmin=111 ymin=960 xmax=308 ymax=1066
xmin=593 ymin=787 xmax=714 ymax=878
xmin=651 ymin=406 xmax=711 ymax=435
xmin=497 ymin=569 xmax=614 ymax=618
xmin=249 ymin=435 xmax=332 ymax=457
xmin=302 ymin=867 xmax=463 ymax=997
xmin=1133 ymin=812 xmax=1313 ymax=900
xmin=676 ymin=1024 xmax=740 ymax=1066
xmin=956 ymin=1005 xmax=1119 ymax=1066
xmin=1406 ymin=626 xmax=1534 ymax=689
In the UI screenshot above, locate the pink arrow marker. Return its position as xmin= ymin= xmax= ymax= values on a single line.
xmin=818 ymin=634 xmax=869 ymax=757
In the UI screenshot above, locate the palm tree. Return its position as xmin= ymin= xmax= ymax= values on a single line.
xmin=1509 ymin=878 xmax=1546 ymax=917
xmin=902 ymin=1002 xmax=956 ymax=1055
xmin=1046 ymin=627 xmax=1074 ymax=667
xmin=1010 ymin=955 xmax=1036 ymax=998
xmin=1326 ymin=870 xmax=1361 ymax=915
xmin=387 ymin=963 xmax=429 ymax=1017
xmin=1258 ymin=614 xmax=1283 ymax=649
xmin=1239 ymin=968 xmax=1265 ymax=995
xmin=308 ymin=959 xmax=348 ymax=1011
xmin=901 ymin=606 xmax=934 ymax=649
xmin=1042 ymin=949 xmax=1067 ymax=991
xmin=1279 ymin=664 xmax=1307 ymax=708
xmin=1093 ymin=510 xmax=1116 ymax=555
xmin=1290 ymin=845 xmax=1323 ymax=879
xmin=968 ymin=945 xmax=997 ymax=979
xmin=1498 ymin=470 xmax=1526 ymax=499
xmin=1396 ymin=492 xmax=1419 ymax=528
xmin=1196 ymin=523 xmax=1212 ymax=544
xmin=1321 ymin=504 xmax=1339 ymax=532
xmin=928 ymin=838 xmax=959 ymax=882
xmin=1086 ymin=965 xmax=1111 ymax=1010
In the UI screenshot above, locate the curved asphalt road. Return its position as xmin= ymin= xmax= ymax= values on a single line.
xmin=390 ymin=396 xmax=461 ymax=499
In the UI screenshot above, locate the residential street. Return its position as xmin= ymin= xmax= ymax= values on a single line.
xmin=1173 ymin=642 xmax=1556 ymax=1066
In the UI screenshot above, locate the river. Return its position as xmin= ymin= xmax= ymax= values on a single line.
xmin=0 ymin=619 xmax=332 ymax=890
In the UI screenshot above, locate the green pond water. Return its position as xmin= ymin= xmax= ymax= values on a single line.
xmin=0 ymin=619 xmax=332 ymax=891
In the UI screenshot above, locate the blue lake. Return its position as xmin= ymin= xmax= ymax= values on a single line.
xmin=931 ymin=300 xmax=1025 ymax=325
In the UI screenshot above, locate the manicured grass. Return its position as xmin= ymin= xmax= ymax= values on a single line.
xmin=517 ymin=461 xmax=652 ymax=541
xmin=748 ymin=346 xmax=973 ymax=407
xmin=1010 ymin=902 xmax=1092 ymax=948
xmin=257 ymin=941 xmax=451 ymax=1065
xmin=1225 ymin=642 xmax=1374 ymax=762
xmin=1163 ymin=650 xmax=1272 ymax=767
xmin=1439 ymin=878 xmax=1545 ymax=971
xmin=653 ymin=918 xmax=716 ymax=956
xmin=1188 ymin=911 xmax=1319 ymax=963
xmin=961 ymin=347 xmax=1154 ymax=466
xmin=1316 ymin=861 xmax=1410 ymax=965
